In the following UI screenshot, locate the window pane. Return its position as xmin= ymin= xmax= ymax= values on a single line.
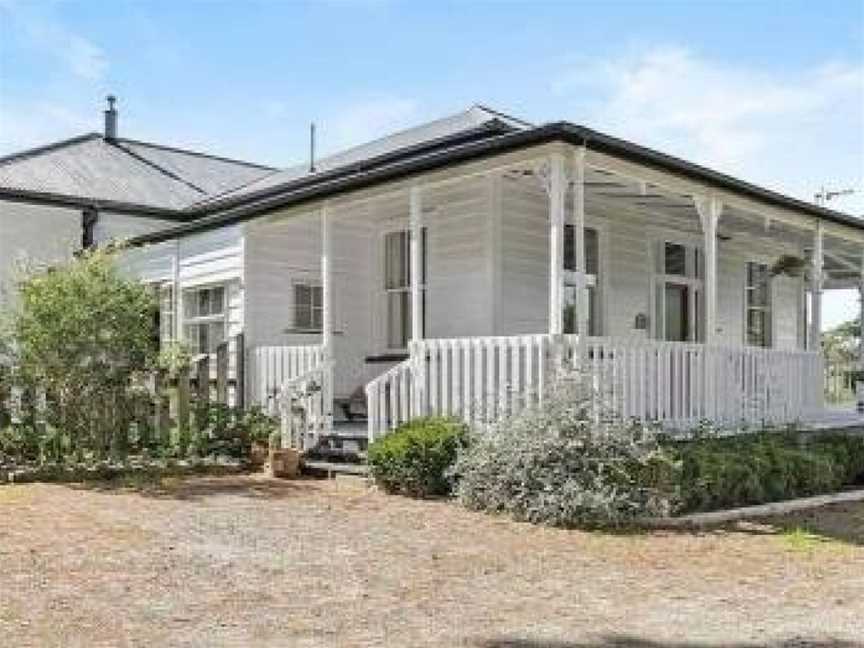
xmin=199 ymin=324 xmax=209 ymax=355
xmin=665 ymin=243 xmax=687 ymax=276
xmin=211 ymin=287 xmax=225 ymax=315
xmin=198 ymin=290 xmax=211 ymax=317
xmin=562 ymin=284 xmax=597 ymax=335
xmin=385 ymin=232 xmax=408 ymax=289
xmin=747 ymin=310 xmax=767 ymax=346
xmin=564 ymin=226 xmax=598 ymax=275
xmin=209 ymin=322 xmax=225 ymax=353
xmin=387 ymin=292 xmax=408 ymax=348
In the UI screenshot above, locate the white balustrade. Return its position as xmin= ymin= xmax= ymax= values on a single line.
xmin=248 ymin=344 xmax=325 ymax=412
xmin=365 ymin=334 xmax=824 ymax=441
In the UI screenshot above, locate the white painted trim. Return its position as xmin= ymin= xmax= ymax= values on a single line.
xmin=409 ymin=185 xmax=423 ymax=344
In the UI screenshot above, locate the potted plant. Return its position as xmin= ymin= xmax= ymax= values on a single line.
xmin=268 ymin=429 xmax=301 ymax=478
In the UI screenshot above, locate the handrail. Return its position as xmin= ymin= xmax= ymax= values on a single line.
xmin=278 ymin=359 xmax=332 ymax=451
xmin=365 ymin=357 xmax=415 ymax=443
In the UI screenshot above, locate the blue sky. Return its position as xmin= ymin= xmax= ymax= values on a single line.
xmin=1 ymin=0 xmax=861 ymax=327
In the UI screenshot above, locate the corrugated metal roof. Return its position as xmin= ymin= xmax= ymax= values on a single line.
xmin=0 ymin=133 xmax=275 ymax=211
xmin=194 ymin=105 xmax=529 ymax=206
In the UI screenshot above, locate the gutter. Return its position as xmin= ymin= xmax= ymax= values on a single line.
xmin=0 ymin=187 xmax=190 ymax=220
xmin=128 ymin=122 xmax=864 ymax=246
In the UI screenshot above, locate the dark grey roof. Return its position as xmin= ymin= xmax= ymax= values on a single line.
xmin=192 ymin=105 xmax=529 ymax=207
xmin=0 ymin=133 xmax=274 ymax=213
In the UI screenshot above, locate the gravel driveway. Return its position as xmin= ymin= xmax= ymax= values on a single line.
xmin=1 ymin=474 xmax=862 ymax=647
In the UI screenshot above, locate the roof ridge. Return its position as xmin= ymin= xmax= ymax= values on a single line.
xmin=0 ymin=132 xmax=102 ymax=167
xmin=116 ymin=137 xmax=277 ymax=170
xmin=110 ymin=140 xmax=209 ymax=196
xmin=468 ymin=104 xmax=534 ymax=128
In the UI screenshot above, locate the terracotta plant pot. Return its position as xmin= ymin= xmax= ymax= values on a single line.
xmin=269 ymin=448 xmax=301 ymax=479
xmin=249 ymin=441 xmax=269 ymax=467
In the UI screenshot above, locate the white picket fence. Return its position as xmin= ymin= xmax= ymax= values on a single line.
xmin=366 ymin=334 xmax=824 ymax=439
xmin=248 ymin=344 xmax=325 ymax=413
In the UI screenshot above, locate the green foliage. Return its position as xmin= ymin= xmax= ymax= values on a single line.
xmin=187 ymin=403 xmax=278 ymax=459
xmin=670 ymin=432 xmax=864 ymax=514
xmin=822 ymin=319 xmax=860 ymax=364
xmin=452 ymin=375 xmax=680 ymax=528
xmin=368 ymin=417 xmax=467 ymax=498
xmin=6 ymin=249 xmax=158 ymax=461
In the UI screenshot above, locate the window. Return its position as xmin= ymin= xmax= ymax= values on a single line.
xmin=159 ymin=284 xmax=175 ymax=345
xmin=384 ymin=229 xmax=426 ymax=349
xmin=654 ymin=241 xmax=703 ymax=342
xmin=746 ymin=262 xmax=772 ymax=347
xmin=294 ymin=283 xmax=323 ymax=331
xmin=563 ymin=226 xmax=600 ymax=335
xmin=183 ymin=285 xmax=226 ymax=354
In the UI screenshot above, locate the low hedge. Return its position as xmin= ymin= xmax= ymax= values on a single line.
xmin=367 ymin=417 xmax=467 ymax=498
xmin=670 ymin=432 xmax=864 ymax=514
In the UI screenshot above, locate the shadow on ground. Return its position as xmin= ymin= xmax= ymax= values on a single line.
xmin=65 ymin=473 xmax=326 ymax=502
xmin=477 ymin=636 xmax=863 ymax=648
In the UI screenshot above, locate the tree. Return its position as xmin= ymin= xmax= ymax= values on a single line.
xmin=822 ymin=319 xmax=860 ymax=364
xmin=8 ymin=249 xmax=158 ymax=459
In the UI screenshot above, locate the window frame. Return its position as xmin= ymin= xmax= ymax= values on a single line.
xmin=292 ymin=281 xmax=324 ymax=333
xmin=182 ymin=283 xmax=228 ymax=355
xmin=563 ymin=224 xmax=602 ymax=336
xmin=744 ymin=261 xmax=773 ymax=348
xmin=382 ymin=227 xmax=427 ymax=351
xmin=651 ymin=238 xmax=704 ymax=343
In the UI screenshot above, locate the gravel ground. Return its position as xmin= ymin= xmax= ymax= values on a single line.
xmin=1 ymin=474 xmax=862 ymax=647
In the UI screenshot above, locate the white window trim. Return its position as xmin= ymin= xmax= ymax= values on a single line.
xmin=563 ymin=221 xmax=606 ymax=336
xmin=182 ymin=283 xmax=229 ymax=355
xmin=650 ymin=238 xmax=704 ymax=342
xmin=744 ymin=261 xmax=774 ymax=348
xmin=380 ymin=226 xmax=427 ymax=352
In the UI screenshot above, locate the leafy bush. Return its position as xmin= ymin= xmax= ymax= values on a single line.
xmin=188 ymin=404 xmax=278 ymax=459
xmin=368 ymin=417 xmax=467 ymax=498
xmin=672 ymin=432 xmax=864 ymax=513
xmin=5 ymin=249 xmax=158 ymax=461
xmin=452 ymin=375 xmax=679 ymax=528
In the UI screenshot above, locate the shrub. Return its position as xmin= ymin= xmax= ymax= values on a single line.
xmin=368 ymin=417 xmax=467 ymax=498
xmin=6 ymin=249 xmax=158 ymax=461
xmin=671 ymin=432 xmax=864 ymax=514
xmin=452 ymin=375 xmax=679 ymax=528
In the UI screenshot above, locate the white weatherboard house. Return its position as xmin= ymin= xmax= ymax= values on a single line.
xmin=3 ymin=100 xmax=863 ymax=451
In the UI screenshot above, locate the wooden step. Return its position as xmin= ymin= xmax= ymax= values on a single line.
xmin=302 ymin=460 xmax=369 ymax=478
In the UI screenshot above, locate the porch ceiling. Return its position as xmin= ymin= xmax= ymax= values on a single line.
xmin=508 ymin=161 xmax=863 ymax=289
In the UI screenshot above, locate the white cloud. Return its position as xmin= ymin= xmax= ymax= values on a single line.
xmin=0 ymin=100 xmax=95 ymax=153
xmin=555 ymin=46 xmax=864 ymax=209
xmin=1 ymin=0 xmax=108 ymax=80
xmin=554 ymin=45 xmax=864 ymax=328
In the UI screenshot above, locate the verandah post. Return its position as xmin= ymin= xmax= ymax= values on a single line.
xmin=858 ymin=249 xmax=864 ymax=413
xmin=572 ymin=146 xmax=588 ymax=340
xmin=694 ymin=194 xmax=723 ymax=421
xmin=409 ymin=184 xmax=426 ymax=416
xmin=810 ymin=222 xmax=824 ymax=352
xmin=546 ymin=151 xmax=566 ymax=374
xmin=321 ymin=203 xmax=334 ymax=435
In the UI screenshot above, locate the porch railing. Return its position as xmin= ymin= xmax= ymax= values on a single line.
xmin=278 ymin=361 xmax=331 ymax=451
xmin=248 ymin=344 xmax=325 ymax=413
xmin=366 ymin=334 xmax=824 ymax=439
